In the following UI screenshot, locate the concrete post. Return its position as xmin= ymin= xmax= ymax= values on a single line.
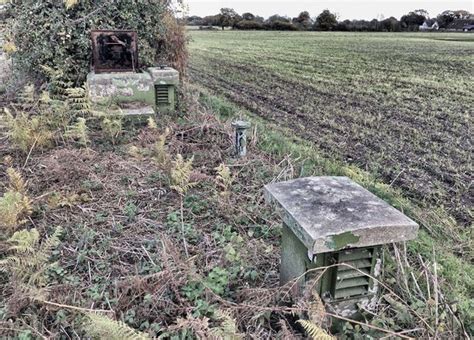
xmin=231 ymin=120 xmax=251 ymax=157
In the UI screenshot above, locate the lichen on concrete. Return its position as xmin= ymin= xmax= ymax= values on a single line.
xmin=264 ymin=176 xmax=419 ymax=254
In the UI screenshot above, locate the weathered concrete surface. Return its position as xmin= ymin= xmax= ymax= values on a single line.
xmin=148 ymin=67 xmax=179 ymax=85
xmin=0 ymin=24 xmax=12 ymax=92
xmin=264 ymin=176 xmax=418 ymax=254
xmin=87 ymin=72 xmax=155 ymax=106
xmin=280 ymin=224 xmax=311 ymax=294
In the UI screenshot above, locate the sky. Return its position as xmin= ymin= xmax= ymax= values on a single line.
xmin=183 ymin=0 xmax=473 ymax=20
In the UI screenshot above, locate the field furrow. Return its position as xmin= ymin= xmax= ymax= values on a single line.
xmin=189 ymin=31 xmax=473 ymax=225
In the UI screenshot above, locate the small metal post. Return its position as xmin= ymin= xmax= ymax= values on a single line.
xmin=231 ymin=120 xmax=251 ymax=157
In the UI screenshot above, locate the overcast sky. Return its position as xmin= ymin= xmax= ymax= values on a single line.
xmin=184 ymin=0 xmax=473 ymax=20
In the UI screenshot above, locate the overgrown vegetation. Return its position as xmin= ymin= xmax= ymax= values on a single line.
xmin=3 ymin=0 xmax=187 ymax=86
xmin=0 ymin=9 xmax=472 ymax=338
xmin=0 ymin=159 xmax=32 ymax=235
xmin=0 ymin=81 xmax=471 ymax=337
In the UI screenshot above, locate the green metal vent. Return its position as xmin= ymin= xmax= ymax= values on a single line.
xmin=333 ymin=248 xmax=375 ymax=299
xmin=314 ymin=247 xmax=379 ymax=301
xmin=155 ymin=85 xmax=170 ymax=105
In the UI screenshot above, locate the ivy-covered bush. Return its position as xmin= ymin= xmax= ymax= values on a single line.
xmin=5 ymin=0 xmax=187 ymax=85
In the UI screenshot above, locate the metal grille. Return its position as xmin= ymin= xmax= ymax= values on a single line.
xmin=332 ymin=247 xmax=375 ymax=299
xmin=155 ymin=85 xmax=170 ymax=105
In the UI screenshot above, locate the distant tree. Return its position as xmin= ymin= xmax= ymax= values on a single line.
xmin=314 ymin=9 xmax=338 ymax=31
xmin=414 ymin=9 xmax=430 ymax=19
xmin=437 ymin=10 xmax=473 ymax=28
xmin=186 ymin=15 xmax=203 ymax=26
xmin=437 ymin=10 xmax=455 ymax=28
xmin=381 ymin=17 xmax=401 ymax=31
xmin=401 ymin=10 xmax=426 ymax=30
xmin=202 ymin=15 xmax=219 ymax=26
xmin=267 ymin=14 xmax=291 ymax=23
xmin=242 ymin=12 xmax=255 ymax=21
xmin=369 ymin=18 xmax=379 ymax=31
xmin=292 ymin=11 xmax=313 ymax=30
xmin=218 ymin=8 xmax=240 ymax=30
xmin=235 ymin=19 xmax=264 ymax=30
xmin=453 ymin=10 xmax=471 ymax=19
xmin=265 ymin=15 xmax=297 ymax=30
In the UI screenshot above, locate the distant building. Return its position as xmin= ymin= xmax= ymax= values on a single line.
xmin=419 ymin=21 xmax=439 ymax=31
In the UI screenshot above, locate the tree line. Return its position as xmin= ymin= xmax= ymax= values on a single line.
xmin=185 ymin=9 xmax=473 ymax=32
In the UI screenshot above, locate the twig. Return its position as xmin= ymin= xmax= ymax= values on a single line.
xmin=22 ymin=138 xmax=37 ymax=169
xmin=35 ymin=298 xmax=114 ymax=315
xmin=180 ymin=196 xmax=189 ymax=257
xmin=389 ymin=169 xmax=404 ymax=187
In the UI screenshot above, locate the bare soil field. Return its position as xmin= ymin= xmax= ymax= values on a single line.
xmin=189 ymin=31 xmax=473 ymax=226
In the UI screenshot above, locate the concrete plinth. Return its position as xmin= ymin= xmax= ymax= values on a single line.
xmin=265 ymin=176 xmax=419 ymax=318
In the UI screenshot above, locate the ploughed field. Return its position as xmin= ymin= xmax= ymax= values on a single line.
xmin=189 ymin=31 xmax=473 ymax=226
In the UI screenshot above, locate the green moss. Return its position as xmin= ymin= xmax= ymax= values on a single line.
xmin=325 ymin=231 xmax=360 ymax=250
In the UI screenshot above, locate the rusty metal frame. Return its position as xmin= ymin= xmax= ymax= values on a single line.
xmin=91 ymin=29 xmax=138 ymax=73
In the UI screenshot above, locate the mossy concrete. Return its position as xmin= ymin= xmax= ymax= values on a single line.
xmin=87 ymin=72 xmax=155 ymax=107
xmin=264 ymin=176 xmax=419 ymax=255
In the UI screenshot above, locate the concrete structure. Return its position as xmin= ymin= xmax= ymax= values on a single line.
xmin=87 ymin=67 xmax=179 ymax=116
xmin=264 ymin=176 xmax=418 ymax=317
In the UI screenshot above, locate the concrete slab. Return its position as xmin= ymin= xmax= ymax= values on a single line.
xmin=264 ymin=176 xmax=418 ymax=254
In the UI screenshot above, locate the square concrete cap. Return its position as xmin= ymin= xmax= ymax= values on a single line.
xmin=148 ymin=67 xmax=180 ymax=85
xmin=264 ymin=176 xmax=418 ymax=254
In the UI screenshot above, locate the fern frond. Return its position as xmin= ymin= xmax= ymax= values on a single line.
xmin=101 ymin=117 xmax=123 ymax=144
xmin=152 ymin=128 xmax=170 ymax=164
xmin=0 ymin=227 xmax=63 ymax=286
xmin=40 ymin=65 xmax=70 ymax=98
xmin=215 ymin=163 xmax=233 ymax=192
xmin=6 ymin=167 xmax=28 ymax=194
xmin=84 ymin=313 xmax=150 ymax=340
xmin=65 ymin=117 xmax=89 ymax=147
xmin=4 ymin=108 xmax=53 ymax=152
xmin=35 ymin=226 xmax=63 ymax=265
xmin=170 ymin=154 xmax=196 ymax=195
xmin=209 ymin=310 xmax=243 ymax=339
xmin=147 ymin=117 xmax=158 ymax=129
xmin=66 ymin=86 xmax=92 ymax=116
xmin=0 ymin=167 xmax=32 ymax=233
xmin=7 ymin=228 xmax=40 ymax=253
xmin=297 ymin=320 xmax=334 ymax=340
